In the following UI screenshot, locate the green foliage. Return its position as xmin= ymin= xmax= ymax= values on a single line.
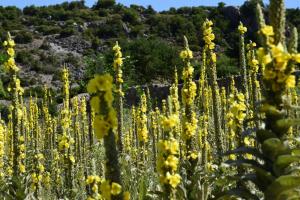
xmin=59 ymin=27 xmax=76 ymax=38
xmin=14 ymin=31 xmax=33 ymax=44
xmin=121 ymin=38 xmax=182 ymax=84
xmin=16 ymin=50 xmax=34 ymax=65
xmin=93 ymin=0 xmax=116 ymax=9
xmin=216 ymin=54 xmax=239 ymax=76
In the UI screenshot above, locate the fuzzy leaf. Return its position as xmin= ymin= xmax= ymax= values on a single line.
xmin=265 ymin=175 xmax=300 ymax=199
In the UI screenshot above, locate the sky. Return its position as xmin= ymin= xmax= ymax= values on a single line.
xmin=0 ymin=0 xmax=298 ymax=11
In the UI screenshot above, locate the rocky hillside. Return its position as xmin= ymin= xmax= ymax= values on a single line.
xmin=0 ymin=0 xmax=299 ymax=101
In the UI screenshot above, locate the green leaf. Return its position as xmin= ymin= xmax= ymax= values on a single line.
xmin=256 ymin=129 xmax=277 ymax=144
xmin=262 ymin=138 xmax=290 ymax=161
xmin=265 ymin=175 xmax=300 ymax=199
xmin=225 ymin=158 xmax=274 ymax=191
xmin=274 ymin=155 xmax=300 ymax=176
xmin=223 ymin=147 xmax=266 ymax=160
xmin=214 ymin=188 xmax=259 ymax=200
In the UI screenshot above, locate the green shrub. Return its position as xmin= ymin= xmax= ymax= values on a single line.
xmin=16 ymin=50 xmax=33 ymax=65
xmin=59 ymin=27 xmax=75 ymax=38
xmin=14 ymin=31 xmax=33 ymax=44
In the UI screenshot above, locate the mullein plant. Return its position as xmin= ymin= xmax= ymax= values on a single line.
xmin=137 ymin=92 xmax=149 ymax=166
xmin=113 ymin=42 xmax=124 ymax=152
xmin=202 ymin=20 xmax=224 ymax=163
xmin=2 ymin=33 xmax=28 ymax=198
xmin=246 ymin=41 xmax=261 ymax=128
xmin=157 ymin=114 xmax=181 ymax=200
xmin=60 ymin=67 xmax=76 ymax=196
xmin=220 ymin=0 xmax=300 ymax=198
xmin=180 ymin=36 xmax=198 ymax=199
xmin=238 ymin=22 xmax=249 ymax=105
xmin=87 ymin=74 xmax=124 ymax=200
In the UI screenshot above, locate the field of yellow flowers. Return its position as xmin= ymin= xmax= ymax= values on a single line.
xmin=0 ymin=0 xmax=300 ymax=199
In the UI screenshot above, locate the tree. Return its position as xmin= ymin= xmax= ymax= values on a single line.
xmin=93 ymin=0 xmax=116 ymax=9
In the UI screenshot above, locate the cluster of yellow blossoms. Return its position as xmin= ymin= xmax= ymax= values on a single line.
xmin=247 ymin=42 xmax=259 ymax=73
xmin=113 ymin=42 xmax=124 ymax=85
xmin=238 ymin=22 xmax=247 ymax=34
xmin=18 ymin=136 xmax=26 ymax=173
xmin=203 ymin=19 xmax=216 ymax=50
xmin=86 ymin=175 xmax=125 ymax=200
xmin=86 ymin=175 xmax=101 ymax=200
xmin=226 ymin=92 xmax=247 ymax=160
xmin=137 ymin=93 xmax=148 ymax=143
xmin=3 ymin=33 xmax=19 ymax=73
xmin=31 ymin=153 xmax=46 ymax=191
xmin=157 ymin=138 xmax=181 ymax=189
xmin=259 ymin=25 xmax=300 ymax=91
xmin=88 ymin=74 xmax=117 ymax=139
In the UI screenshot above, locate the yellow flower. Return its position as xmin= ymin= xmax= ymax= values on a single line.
xmin=211 ymin=52 xmax=217 ymax=63
xmin=8 ymin=39 xmax=15 ymax=47
xmin=123 ymin=191 xmax=130 ymax=200
xmin=94 ymin=116 xmax=110 ymax=139
xmin=69 ymin=155 xmax=75 ymax=164
xmin=19 ymin=164 xmax=26 ymax=173
xmin=90 ymin=96 xmax=100 ymax=113
xmin=189 ymin=152 xmax=198 ymax=160
xmin=100 ymin=180 xmax=111 ymax=200
xmin=180 ymin=49 xmax=193 ymax=59
xmin=166 ymin=173 xmax=181 ymax=188
xmin=38 ymin=164 xmax=45 ymax=172
xmin=111 ymin=182 xmax=122 ymax=195
xmin=164 ymin=155 xmax=179 ymax=171
xmin=7 ymin=48 xmax=15 ymax=57
xmin=86 ymin=176 xmax=95 ymax=184
xmin=92 ymin=184 xmax=98 ymax=192
xmin=286 ymin=75 xmax=296 ymax=88
xmin=169 ymin=139 xmax=179 ymax=155
xmin=87 ymin=74 xmax=113 ymax=94
xmin=238 ymin=23 xmax=247 ymax=34
xmin=261 ymin=25 xmax=274 ymax=36
xmin=161 ymin=114 xmax=178 ymax=130
xmin=292 ymin=53 xmax=300 ymax=63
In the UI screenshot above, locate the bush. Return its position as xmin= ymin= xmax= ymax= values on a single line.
xmin=16 ymin=50 xmax=33 ymax=65
xmin=93 ymin=0 xmax=116 ymax=9
xmin=14 ymin=31 xmax=33 ymax=44
xmin=36 ymin=25 xmax=61 ymax=35
xmin=59 ymin=27 xmax=75 ymax=38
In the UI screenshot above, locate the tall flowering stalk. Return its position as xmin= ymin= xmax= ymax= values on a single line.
xmin=246 ymin=41 xmax=260 ymax=128
xmin=269 ymin=0 xmax=286 ymax=45
xmin=113 ymin=42 xmax=124 ymax=152
xmin=137 ymin=92 xmax=148 ymax=166
xmin=180 ymin=36 xmax=198 ymax=198
xmin=202 ymin=20 xmax=223 ymax=162
xmin=87 ymin=74 xmax=123 ymax=200
xmin=157 ymin=114 xmax=181 ymax=199
xmin=238 ymin=22 xmax=249 ymax=104
xmin=3 ymin=33 xmax=24 ymax=179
